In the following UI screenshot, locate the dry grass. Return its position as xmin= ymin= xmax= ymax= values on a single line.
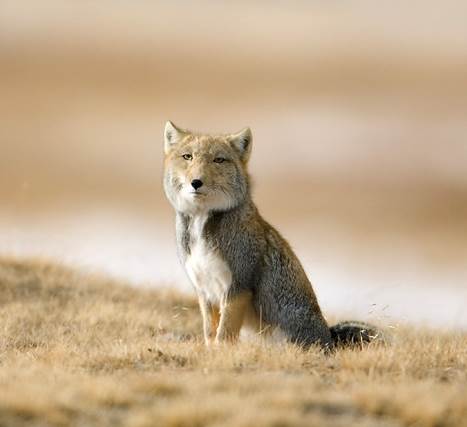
xmin=0 ymin=257 xmax=466 ymax=427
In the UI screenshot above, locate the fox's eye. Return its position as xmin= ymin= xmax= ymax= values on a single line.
xmin=182 ymin=154 xmax=192 ymax=161
xmin=213 ymin=157 xmax=225 ymax=163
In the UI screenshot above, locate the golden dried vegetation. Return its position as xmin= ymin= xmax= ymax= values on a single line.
xmin=0 ymin=257 xmax=466 ymax=427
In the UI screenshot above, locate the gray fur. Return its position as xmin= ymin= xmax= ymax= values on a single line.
xmin=175 ymin=198 xmax=333 ymax=348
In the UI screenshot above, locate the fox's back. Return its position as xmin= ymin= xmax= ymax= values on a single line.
xmin=203 ymin=207 xmax=331 ymax=344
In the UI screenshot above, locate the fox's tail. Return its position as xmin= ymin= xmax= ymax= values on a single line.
xmin=329 ymin=321 xmax=383 ymax=348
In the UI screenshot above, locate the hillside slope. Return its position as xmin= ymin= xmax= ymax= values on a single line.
xmin=0 ymin=257 xmax=466 ymax=427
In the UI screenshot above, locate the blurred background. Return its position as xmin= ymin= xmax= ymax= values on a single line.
xmin=1 ymin=1 xmax=466 ymax=329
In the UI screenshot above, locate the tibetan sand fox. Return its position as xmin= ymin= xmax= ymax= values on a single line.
xmin=163 ymin=121 xmax=379 ymax=349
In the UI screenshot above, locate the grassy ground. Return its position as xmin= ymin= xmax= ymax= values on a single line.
xmin=0 ymin=257 xmax=466 ymax=427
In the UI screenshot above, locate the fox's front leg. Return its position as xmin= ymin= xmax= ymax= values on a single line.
xmin=198 ymin=296 xmax=220 ymax=345
xmin=215 ymin=292 xmax=252 ymax=343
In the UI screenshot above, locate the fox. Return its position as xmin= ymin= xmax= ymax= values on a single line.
xmin=163 ymin=121 xmax=379 ymax=349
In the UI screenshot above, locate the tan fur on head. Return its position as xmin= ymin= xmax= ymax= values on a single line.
xmin=164 ymin=121 xmax=188 ymax=155
xmin=163 ymin=122 xmax=252 ymax=214
xmin=227 ymin=127 xmax=252 ymax=163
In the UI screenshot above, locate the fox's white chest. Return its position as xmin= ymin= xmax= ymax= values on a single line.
xmin=184 ymin=214 xmax=232 ymax=303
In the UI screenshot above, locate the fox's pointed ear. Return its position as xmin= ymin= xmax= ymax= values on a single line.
xmin=228 ymin=127 xmax=252 ymax=163
xmin=164 ymin=121 xmax=186 ymax=154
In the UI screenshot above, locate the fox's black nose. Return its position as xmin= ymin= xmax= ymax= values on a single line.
xmin=191 ymin=179 xmax=203 ymax=190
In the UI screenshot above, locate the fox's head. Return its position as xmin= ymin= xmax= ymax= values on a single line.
xmin=163 ymin=121 xmax=252 ymax=214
